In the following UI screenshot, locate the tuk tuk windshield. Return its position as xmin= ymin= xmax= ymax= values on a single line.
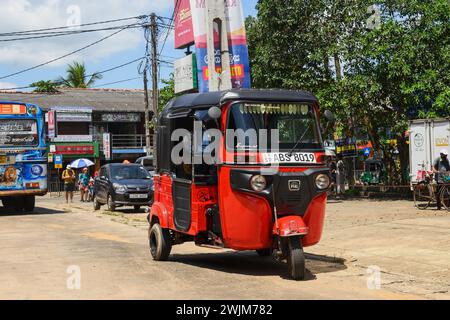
xmin=227 ymin=103 xmax=322 ymax=151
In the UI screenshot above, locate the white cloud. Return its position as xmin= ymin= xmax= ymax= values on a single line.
xmin=0 ymin=0 xmax=172 ymax=67
xmin=0 ymin=82 xmax=18 ymax=90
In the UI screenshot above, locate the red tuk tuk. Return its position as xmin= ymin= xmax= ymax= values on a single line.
xmin=148 ymin=89 xmax=332 ymax=280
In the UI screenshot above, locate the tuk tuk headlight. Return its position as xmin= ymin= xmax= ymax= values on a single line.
xmin=315 ymin=174 xmax=330 ymax=190
xmin=250 ymin=175 xmax=267 ymax=192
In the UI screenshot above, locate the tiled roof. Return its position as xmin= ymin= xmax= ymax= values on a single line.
xmin=0 ymin=88 xmax=152 ymax=112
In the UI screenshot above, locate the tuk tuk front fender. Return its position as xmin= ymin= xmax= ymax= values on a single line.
xmin=274 ymin=216 xmax=309 ymax=237
xmin=149 ymin=201 xmax=170 ymax=229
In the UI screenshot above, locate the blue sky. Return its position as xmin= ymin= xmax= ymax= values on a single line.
xmin=0 ymin=0 xmax=258 ymax=91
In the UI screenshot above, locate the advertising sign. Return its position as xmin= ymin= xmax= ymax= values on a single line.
xmin=103 ymin=133 xmax=111 ymax=161
xmin=174 ymin=53 xmax=198 ymax=93
xmin=101 ymin=113 xmax=141 ymax=123
xmin=54 ymin=154 xmax=63 ymax=169
xmin=48 ymin=153 xmax=54 ymax=163
xmin=189 ymin=0 xmax=251 ymax=92
xmin=0 ymin=104 xmax=26 ymax=115
xmin=174 ymin=0 xmax=195 ymax=49
xmin=51 ymin=107 xmax=92 ymax=122
xmin=0 ymin=119 xmax=39 ymax=147
xmin=336 ymin=138 xmax=357 ymax=157
xmin=55 ymin=145 xmax=95 ymax=155
xmin=47 ymin=110 xmax=56 ymax=139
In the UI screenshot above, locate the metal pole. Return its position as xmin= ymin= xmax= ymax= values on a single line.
xmin=143 ymin=56 xmax=151 ymax=157
xmin=150 ymin=13 xmax=159 ymax=168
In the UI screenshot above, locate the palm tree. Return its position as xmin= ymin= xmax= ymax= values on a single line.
xmin=58 ymin=61 xmax=102 ymax=88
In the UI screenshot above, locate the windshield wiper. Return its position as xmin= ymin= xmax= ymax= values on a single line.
xmin=288 ymin=123 xmax=311 ymax=156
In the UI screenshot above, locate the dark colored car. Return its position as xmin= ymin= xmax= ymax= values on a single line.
xmin=93 ymin=164 xmax=154 ymax=212
xmin=135 ymin=156 xmax=155 ymax=174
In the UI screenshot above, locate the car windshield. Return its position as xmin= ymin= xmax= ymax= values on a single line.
xmin=227 ymin=103 xmax=322 ymax=151
xmin=110 ymin=166 xmax=151 ymax=180
xmin=0 ymin=119 xmax=39 ymax=147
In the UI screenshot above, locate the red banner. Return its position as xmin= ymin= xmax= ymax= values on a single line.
xmin=174 ymin=0 xmax=194 ymax=49
xmin=55 ymin=145 xmax=94 ymax=155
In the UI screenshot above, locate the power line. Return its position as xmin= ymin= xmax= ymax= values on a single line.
xmin=0 ymin=26 xmax=130 ymax=81
xmin=159 ymin=0 xmax=180 ymax=56
xmin=0 ymin=56 xmax=146 ymax=91
xmin=0 ymin=23 xmax=143 ymax=43
xmin=0 ymin=15 xmax=147 ymax=37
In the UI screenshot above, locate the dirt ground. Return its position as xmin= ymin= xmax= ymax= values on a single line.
xmin=0 ymin=195 xmax=448 ymax=300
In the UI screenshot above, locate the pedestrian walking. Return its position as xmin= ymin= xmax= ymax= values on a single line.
xmin=336 ymin=156 xmax=346 ymax=199
xmin=88 ymin=177 xmax=95 ymax=202
xmin=61 ymin=165 xmax=76 ymax=204
xmin=78 ymin=168 xmax=90 ymax=202
xmin=433 ymin=149 xmax=450 ymax=210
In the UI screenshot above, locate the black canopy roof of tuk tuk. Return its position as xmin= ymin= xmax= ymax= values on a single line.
xmin=156 ymin=89 xmax=319 ymax=174
xmin=161 ymin=89 xmax=318 ymax=117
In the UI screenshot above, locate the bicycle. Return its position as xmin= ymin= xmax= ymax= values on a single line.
xmin=413 ymin=171 xmax=450 ymax=211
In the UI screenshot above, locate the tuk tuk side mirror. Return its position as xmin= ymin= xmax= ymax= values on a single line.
xmin=208 ymin=106 xmax=222 ymax=120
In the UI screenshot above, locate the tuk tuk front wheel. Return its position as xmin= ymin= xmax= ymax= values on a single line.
xmin=286 ymin=236 xmax=306 ymax=281
xmin=149 ymin=223 xmax=172 ymax=261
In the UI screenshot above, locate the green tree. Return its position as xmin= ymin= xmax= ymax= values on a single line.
xmin=58 ymin=61 xmax=102 ymax=88
xmin=247 ymin=0 xmax=450 ymax=184
xmin=30 ymin=80 xmax=59 ymax=93
xmin=158 ymin=73 xmax=178 ymax=112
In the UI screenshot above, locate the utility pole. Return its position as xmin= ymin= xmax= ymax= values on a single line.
xmin=205 ymin=0 xmax=232 ymax=91
xmin=143 ymin=57 xmax=151 ymax=157
xmin=150 ymin=13 xmax=159 ymax=168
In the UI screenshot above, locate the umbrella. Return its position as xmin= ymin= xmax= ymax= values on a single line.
xmin=69 ymin=158 xmax=95 ymax=169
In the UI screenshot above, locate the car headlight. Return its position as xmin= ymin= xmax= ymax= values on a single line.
xmin=250 ymin=175 xmax=267 ymax=192
xmin=315 ymin=174 xmax=330 ymax=190
xmin=113 ymin=183 xmax=127 ymax=193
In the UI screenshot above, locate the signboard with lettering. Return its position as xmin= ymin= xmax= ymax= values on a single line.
xmin=54 ymin=154 xmax=63 ymax=169
xmin=0 ymin=104 xmax=26 ymax=115
xmin=174 ymin=54 xmax=198 ymax=93
xmin=103 ymin=133 xmax=112 ymax=160
xmin=51 ymin=106 xmax=92 ymax=122
xmin=189 ymin=0 xmax=251 ymax=92
xmin=174 ymin=0 xmax=195 ymax=49
xmin=0 ymin=119 xmax=39 ymax=147
xmin=48 ymin=153 xmax=54 ymax=163
xmin=101 ymin=113 xmax=141 ymax=123
xmin=335 ymin=138 xmax=357 ymax=157
xmin=55 ymin=145 xmax=95 ymax=155
xmin=47 ymin=110 xmax=56 ymax=139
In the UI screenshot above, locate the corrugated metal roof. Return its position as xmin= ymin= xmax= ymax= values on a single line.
xmin=0 ymin=88 xmax=151 ymax=112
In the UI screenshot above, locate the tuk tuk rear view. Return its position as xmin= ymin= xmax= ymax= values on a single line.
xmin=148 ymin=89 xmax=332 ymax=280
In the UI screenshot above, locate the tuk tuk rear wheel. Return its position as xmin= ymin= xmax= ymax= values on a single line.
xmin=287 ymin=236 xmax=306 ymax=281
xmin=149 ymin=223 xmax=172 ymax=261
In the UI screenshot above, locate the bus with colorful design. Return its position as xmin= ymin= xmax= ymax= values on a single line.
xmin=0 ymin=102 xmax=47 ymax=212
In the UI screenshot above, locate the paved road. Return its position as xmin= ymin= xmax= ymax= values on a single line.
xmin=0 ymin=197 xmax=447 ymax=300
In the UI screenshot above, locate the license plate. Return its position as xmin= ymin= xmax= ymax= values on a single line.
xmin=129 ymin=194 xmax=148 ymax=199
xmin=262 ymin=152 xmax=316 ymax=164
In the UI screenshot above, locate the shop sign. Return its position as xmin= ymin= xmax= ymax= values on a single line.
xmin=174 ymin=54 xmax=198 ymax=94
xmin=55 ymin=145 xmax=95 ymax=155
xmin=101 ymin=113 xmax=141 ymax=123
xmin=54 ymin=154 xmax=63 ymax=169
xmin=336 ymin=138 xmax=357 ymax=157
xmin=103 ymin=133 xmax=112 ymax=160
xmin=53 ymin=135 xmax=93 ymax=142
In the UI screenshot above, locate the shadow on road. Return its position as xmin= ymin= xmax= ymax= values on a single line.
xmin=170 ymin=251 xmax=347 ymax=281
xmin=0 ymin=206 xmax=65 ymax=217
